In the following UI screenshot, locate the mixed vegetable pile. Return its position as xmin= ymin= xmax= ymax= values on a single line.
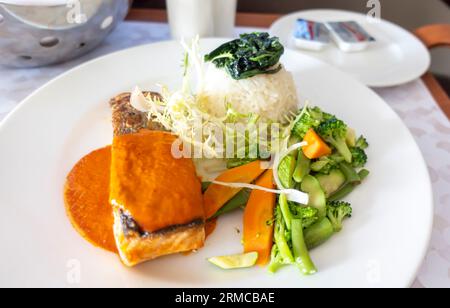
xmin=204 ymin=106 xmax=370 ymax=275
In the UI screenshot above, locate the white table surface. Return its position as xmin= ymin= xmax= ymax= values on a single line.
xmin=1 ymin=21 xmax=449 ymax=288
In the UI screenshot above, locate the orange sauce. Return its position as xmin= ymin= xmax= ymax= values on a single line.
xmin=64 ymin=146 xmax=117 ymax=253
xmin=64 ymin=130 xmax=207 ymax=255
xmin=110 ymin=130 xmax=204 ymax=233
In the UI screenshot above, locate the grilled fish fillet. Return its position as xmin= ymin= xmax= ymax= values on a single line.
xmin=109 ymin=93 xmax=205 ymax=267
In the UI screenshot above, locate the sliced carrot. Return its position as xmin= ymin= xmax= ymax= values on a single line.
xmin=302 ymin=128 xmax=332 ymax=159
xmin=243 ymin=170 xmax=276 ymax=266
xmin=203 ymin=160 xmax=266 ymax=219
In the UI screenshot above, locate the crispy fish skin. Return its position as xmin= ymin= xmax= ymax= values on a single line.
xmin=110 ymin=92 xmax=166 ymax=136
xmin=114 ymin=211 xmax=205 ymax=266
xmin=109 ymin=92 xmax=205 ymax=267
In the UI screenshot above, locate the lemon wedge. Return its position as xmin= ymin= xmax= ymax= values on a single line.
xmin=208 ymin=252 xmax=258 ymax=269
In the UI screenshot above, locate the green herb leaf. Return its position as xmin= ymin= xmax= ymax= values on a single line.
xmin=204 ymin=32 xmax=284 ymax=80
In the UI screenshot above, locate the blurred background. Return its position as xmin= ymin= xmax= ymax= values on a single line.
xmin=131 ymin=0 xmax=450 ymax=90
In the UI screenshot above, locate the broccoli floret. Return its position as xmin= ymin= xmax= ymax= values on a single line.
xmin=291 ymin=107 xmax=322 ymax=139
xmin=350 ymin=147 xmax=368 ymax=168
xmin=316 ymin=107 xmax=335 ymax=122
xmin=308 ymin=107 xmax=323 ymax=120
xmin=302 ymin=216 xmax=319 ymax=230
xmin=271 ymin=206 xmax=294 ymax=267
xmin=349 ymin=135 xmax=368 ymax=168
xmin=310 ymin=153 xmax=344 ymax=174
xmin=355 ymin=135 xmax=369 ymax=150
xmin=317 ymin=118 xmax=353 ymax=163
xmin=326 ymin=201 xmax=352 ymax=232
xmin=310 ymin=158 xmax=334 ymax=174
xmin=291 ymin=205 xmax=319 ymax=228
xmin=309 ymin=106 xmax=335 ymax=122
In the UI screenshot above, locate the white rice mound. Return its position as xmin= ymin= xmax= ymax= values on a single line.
xmin=201 ymin=63 xmax=299 ymax=123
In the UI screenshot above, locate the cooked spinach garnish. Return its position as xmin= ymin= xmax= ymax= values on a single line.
xmin=204 ymin=32 xmax=284 ymax=80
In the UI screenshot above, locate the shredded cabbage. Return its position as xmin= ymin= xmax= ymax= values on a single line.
xmin=212 ymin=179 xmax=308 ymax=205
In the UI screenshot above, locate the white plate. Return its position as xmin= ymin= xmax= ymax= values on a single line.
xmin=0 ymin=39 xmax=432 ymax=288
xmin=269 ymin=9 xmax=431 ymax=87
